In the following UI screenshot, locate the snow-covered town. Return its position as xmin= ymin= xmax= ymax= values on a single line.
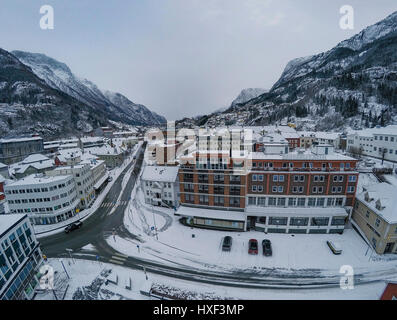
xmin=1 ymin=123 xmax=397 ymax=301
xmin=2 ymin=1 xmax=397 ymax=307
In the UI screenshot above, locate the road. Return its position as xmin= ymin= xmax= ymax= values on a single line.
xmin=40 ymin=144 xmax=397 ymax=290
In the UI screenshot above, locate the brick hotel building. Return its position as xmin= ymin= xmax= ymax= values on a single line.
xmin=177 ymin=140 xmax=359 ymax=234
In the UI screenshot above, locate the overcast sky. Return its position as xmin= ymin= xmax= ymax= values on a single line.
xmin=1 ymin=0 xmax=397 ymax=120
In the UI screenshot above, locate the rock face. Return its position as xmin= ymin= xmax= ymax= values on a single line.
xmin=0 ymin=48 xmax=109 ymax=138
xmin=231 ymin=88 xmax=268 ymax=107
xmin=182 ymin=11 xmax=397 ymax=130
xmin=12 ymin=51 xmax=166 ymax=128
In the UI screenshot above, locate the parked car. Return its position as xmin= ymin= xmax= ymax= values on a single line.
xmin=107 ymin=176 xmax=113 ymax=182
xmin=222 ymin=236 xmax=233 ymax=252
xmin=64 ymin=221 xmax=83 ymax=234
xmin=327 ymin=240 xmax=342 ymax=255
xmin=248 ymin=239 xmax=258 ymax=255
xmin=365 ymin=159 xmax=376 ymax=167
xmin=262 ymin=239 xmax=272 ymax=256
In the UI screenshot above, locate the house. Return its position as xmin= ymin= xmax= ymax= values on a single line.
xmin=352 ymin=183 xmax=397 ymax=254
xmin=11 ymin=154 xmax=54 ymax=179
xmin=141 ymin=166 xmax=180 ymax=208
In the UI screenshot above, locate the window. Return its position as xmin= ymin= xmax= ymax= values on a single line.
xmin=273 ymin=175 xmax=278 ymax=182
xmin=252 ymin=175 xmax=257 ymax=182
xmin=348 ymin=186 xmax=355 ymax=193
xmin=375 ymin=218 xmax=381 ymax=228
xmin=308 ymin=198 xmax=316 ymax=207
xmin=290 ymin=218 xmax=308 ymax=226
xmin=268 ymin=197 xmax=276 ymax=206
xmin=366 ymin=211 xmax=370 ymax=218
xmin=272 ymin=186 xmax=277 ymax=193
xmin=297 ymin=198 xmax=305 ymax=207
xmin=348 ymin=176 xmax=357 ymax=182
xmin=278 ymin=186 xmax=283 ymax=193
xmin=252 ymin=185 xmax=257 ymax=192
xmin=312 ymin=186 xmax=318 ymax=194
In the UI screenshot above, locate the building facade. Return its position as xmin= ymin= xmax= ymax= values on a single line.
xmin=347 ymin=125 xmax=397 ymax=162
xmin=352 ymin=183 xmax=397 ymax=255
xmin=142 ymin=166 xmax=180 ymax=208
xmin=0 ymin=214 xmax=43 ymax=300
xmin=47 ymin=164 xmax=95 ymax=209
xmin=0 ymin=137 xmax=44 ymax=165
xmin=4 ymin=174 xmax=79 ymax=226
xmin=177 ymin=143 xmax=359 ymax=233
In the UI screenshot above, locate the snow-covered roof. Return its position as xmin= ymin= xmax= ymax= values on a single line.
xmin=85 ymin=145 xmax=124 ymax=156
xmin=357 ymin=183 xmax=397 ymax=223
xmin=6 ymin=174 xmax=71 ymax=187
xmin=177 ymin=206 xmax=246 ymax=221
xmin=21 ymin=154 xmax=49 ymax=165
xmin=0 ymin=137 xmax=42 ymax=143
xmin=0 ymin=214 xmax=27 ymax=238
xmin=141 ymin=166 xmax=179 ymax=183
xmin=348 ymin=125 xmax=397 ymax=138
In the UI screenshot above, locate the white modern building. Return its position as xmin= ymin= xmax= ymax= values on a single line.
xmin=4 ymin=174 xmax=79 ymax=226
xmin=347 ymin=125 xmax=397 ymax=162
xmin=47 ymin=163 xmax=95 ymax=209
xmin=141 ymin=166 xmax=180 ymax=208
xmin=0 ymin=214 xmax=43 ymax=300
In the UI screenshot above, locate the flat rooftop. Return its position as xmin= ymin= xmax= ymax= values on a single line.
xmin=0 ymin=214 xmax=27 ymax=238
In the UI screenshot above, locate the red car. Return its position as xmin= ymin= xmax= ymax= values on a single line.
xmin=248 ymin=239 xmax=258 ymax=255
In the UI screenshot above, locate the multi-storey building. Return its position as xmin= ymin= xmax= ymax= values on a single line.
xmin=0 ymin=137 xmax=44 ymax=165
xmin=4 ymin=174 xmax=79 ymax=226
xmin=352 ymin=183 xmax=397 ymax=254
xmin=142 ymin=166 xmax=180 ymax=208
xmin=46 ymin=163 xmax=95 ymax=209
xmin=0 ymin=162 xmax=9 ymax=179
xmin=0 ymin=214 xmax=43 ymax=300
xmin=177 ymin=142 xmax=359 ymax=234
xmin=347 ymin=125 xmax=397 ymax=162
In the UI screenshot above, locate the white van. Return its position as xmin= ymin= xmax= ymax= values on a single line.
xmin=327 ymin=241 xmax=342 ymax=255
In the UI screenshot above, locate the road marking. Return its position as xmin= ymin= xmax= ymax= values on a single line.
xmin=109 ymin=259 xmax=124 ymax=265
xmin=111 ymin=255 xmax=126 ymax=261
xmin=114 ymin=252 xmax=128 ymax=258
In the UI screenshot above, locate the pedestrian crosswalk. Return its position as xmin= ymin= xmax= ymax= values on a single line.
xmin=108 ymin=253 xmax=128 ymax=265
xmin=100 ymin=201 xmax=128 ymax=208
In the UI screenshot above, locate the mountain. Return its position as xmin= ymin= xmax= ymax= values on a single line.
xmin=183 ymin=11 xmax=397 ymax=130
xmin=0 ymin=48 xmax=109 ymax=138
xmin=231 ymin=88 xmax=268 ymax=106
xmin=12 ymin=51 xmax=166 ymax=127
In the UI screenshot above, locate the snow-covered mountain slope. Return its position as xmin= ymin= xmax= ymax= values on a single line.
xmin=231 ymin=88 xmax=268 ymax=106
xmin=0 ymin=48 xmax=108 ymax=138
xmin=183 ymin=11 xmax=397 ymax=130
xmin=12 ymin=51 xmax=166 ymax=126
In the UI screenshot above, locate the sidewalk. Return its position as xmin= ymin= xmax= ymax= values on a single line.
xmin=34 ymin=143 xmax=142 ymax=238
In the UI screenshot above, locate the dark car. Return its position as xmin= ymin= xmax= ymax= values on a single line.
xmin=262 ymin=239 xmax=272 ymax=256
xmin=248 ymin=239 xmax=258 ymax=255
xmin=64 ymin=221 xmax=83 ymax=234
xmin=222 ymin=236 xmax=233 ymax=252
